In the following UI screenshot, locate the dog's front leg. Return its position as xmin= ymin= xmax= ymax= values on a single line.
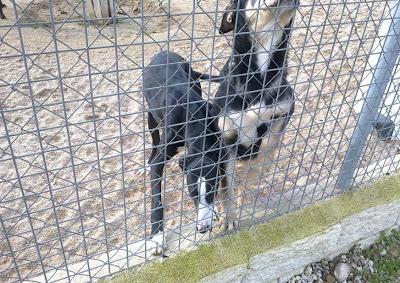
xmin=149 ymin=144 xmax=175 ymax=255
xmin=138 ymin=112 xmax=160 ymax=177
xmin=149 ymin=158 xmax=166 ymax=255
xmin=220 ymin=153 xmax=237 ymax=231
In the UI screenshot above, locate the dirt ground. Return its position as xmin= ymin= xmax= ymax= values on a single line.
xmin=0 ymin=0 xmax=398 ymax=281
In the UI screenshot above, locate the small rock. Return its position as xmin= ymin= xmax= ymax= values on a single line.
xmin=295 ymin=275 xmax=301 ymax=281
xmin=380 ymin=248 xmax=388 ymax=256
xmin=329 ymin=261 xmax=336 ymax=272
xmin=327 ymin=274 xmax=336 ymax=283
xmin=334 ymin=262 xmax=351 ymax=282
xmin=389 ymin=244 xmax=399 ymax=257
xmin=304 ymin=266 xmax=313 ymax=276
xmin=365 ymin=259 xmax=374 ymax=273
xmin=341 ymin=255 xmax=348 ymax=262
xmin=315 ymin=265 xmax=323 ymax=272
xmin=353 ymin=245 xmax=362 ymax=255
xmin=353 ymin=276 xmax=362 ymax=283
xmin=359 ymin=257 xmax=367 ymax=267
xmin=352 ymin=254 xmax=361 ymax=263
xmin=322 ymin=269 xmax=329 ymax=281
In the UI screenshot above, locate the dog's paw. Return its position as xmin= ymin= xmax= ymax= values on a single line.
xmin=223 ymin=212 xmax=237 ymax=232
xmin=224 ymin=219 xmax=237 ymax=232
xmin=149 ymin=232 xmax=167 ymax=256
xmin=137 ymin=165 xmax=150 ymax=177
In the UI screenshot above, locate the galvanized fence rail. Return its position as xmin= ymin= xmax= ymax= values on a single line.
xmin=0 ymin=0 xmax=399 ymax=282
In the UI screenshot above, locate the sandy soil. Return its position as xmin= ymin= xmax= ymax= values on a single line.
xmin=0 ymin=0 xmax=398 ymax=281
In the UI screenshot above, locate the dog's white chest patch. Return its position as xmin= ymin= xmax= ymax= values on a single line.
xmin=244 ymin=0 xmax=285 ymax=74
xmin=256 ymin=26 xmax=284 ymax=74
xmin=219 ymin=99 xmax=292 ymax=146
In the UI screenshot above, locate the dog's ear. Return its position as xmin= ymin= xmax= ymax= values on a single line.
xmin=219 ymin=2 xmax=237 ymax=34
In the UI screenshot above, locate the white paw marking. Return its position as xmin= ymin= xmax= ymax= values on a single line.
xmin=150 ymin=232 xmax=167 ymax=256
xmin=224 ymin=218 xmax=237 ymax=232
xmin=137 ymin=164 xmax=151 ymax=177
xmin=197 ymin=177 xmax=214 ymax=232
xmin=224 ymin=211 xmax=237 ymax=232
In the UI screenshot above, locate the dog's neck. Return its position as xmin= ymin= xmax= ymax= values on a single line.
xmin=232 ymin=19 xmax=292 ymax=85
xmin=254 ymin=22 xmax=284 ymax=74
xmin=186 ymin=108 xmax=220 ymax=154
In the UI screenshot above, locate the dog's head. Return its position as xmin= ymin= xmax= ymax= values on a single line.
xmin=179 ymin=152 xmax=224 ymax=233
xmin=219 ymin=0 xmax=299 ymax=34
xmin=178 ymin=118 xmax=225 ymax=234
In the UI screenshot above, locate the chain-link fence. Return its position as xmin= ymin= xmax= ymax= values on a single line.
xmin=1 ymin=0 xmax=399 ymax=282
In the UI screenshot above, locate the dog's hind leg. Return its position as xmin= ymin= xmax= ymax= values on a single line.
xmin=261 ymin=116 xmax=291 ymax=174
xmin=149 ymin=139 xmax=176 ymax=255
xmin=245 ymin=116 xmax=291 ymax=207
xmin=220 ymin=152 xmax=237 ymax=232
xmin=148 ymin=112 xmax=160 ymax=162
xmin=138 ymin=112 xmax=160 ymax=177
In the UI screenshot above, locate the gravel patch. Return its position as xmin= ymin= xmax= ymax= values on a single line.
xmin=288 ymin=229 xmax=400 ymax=283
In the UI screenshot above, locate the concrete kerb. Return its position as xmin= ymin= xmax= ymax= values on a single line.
xmin=202 ymin=200 xmax=400 ymax=283
xmin=31 ymin=155 xmax=400 ymax=282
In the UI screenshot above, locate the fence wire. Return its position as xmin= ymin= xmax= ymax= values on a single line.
xmin=0 ymin=0 xmax=399 ymax=282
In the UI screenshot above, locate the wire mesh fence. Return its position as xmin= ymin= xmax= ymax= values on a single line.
xmin=0 ymin=0 xmax=399 ymax=282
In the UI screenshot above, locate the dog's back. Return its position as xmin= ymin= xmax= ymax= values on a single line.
xmin=143 ymin=51 xmax=208 ymax=127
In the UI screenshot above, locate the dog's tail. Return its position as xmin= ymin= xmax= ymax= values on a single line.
xmin=191 ymin=71 xmax=224 ymax=82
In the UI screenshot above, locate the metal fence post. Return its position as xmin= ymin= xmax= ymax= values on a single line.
xmin=336 ymin=3 xmax=400 ymax=190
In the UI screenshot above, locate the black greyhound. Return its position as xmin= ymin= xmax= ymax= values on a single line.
xmin=143 ymin=51 xmax=224 ymax=254
xmin=0 ymin=0 xmax=6 ymax=19
xmin=214 ymin=0 xmax=298 ymax=227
